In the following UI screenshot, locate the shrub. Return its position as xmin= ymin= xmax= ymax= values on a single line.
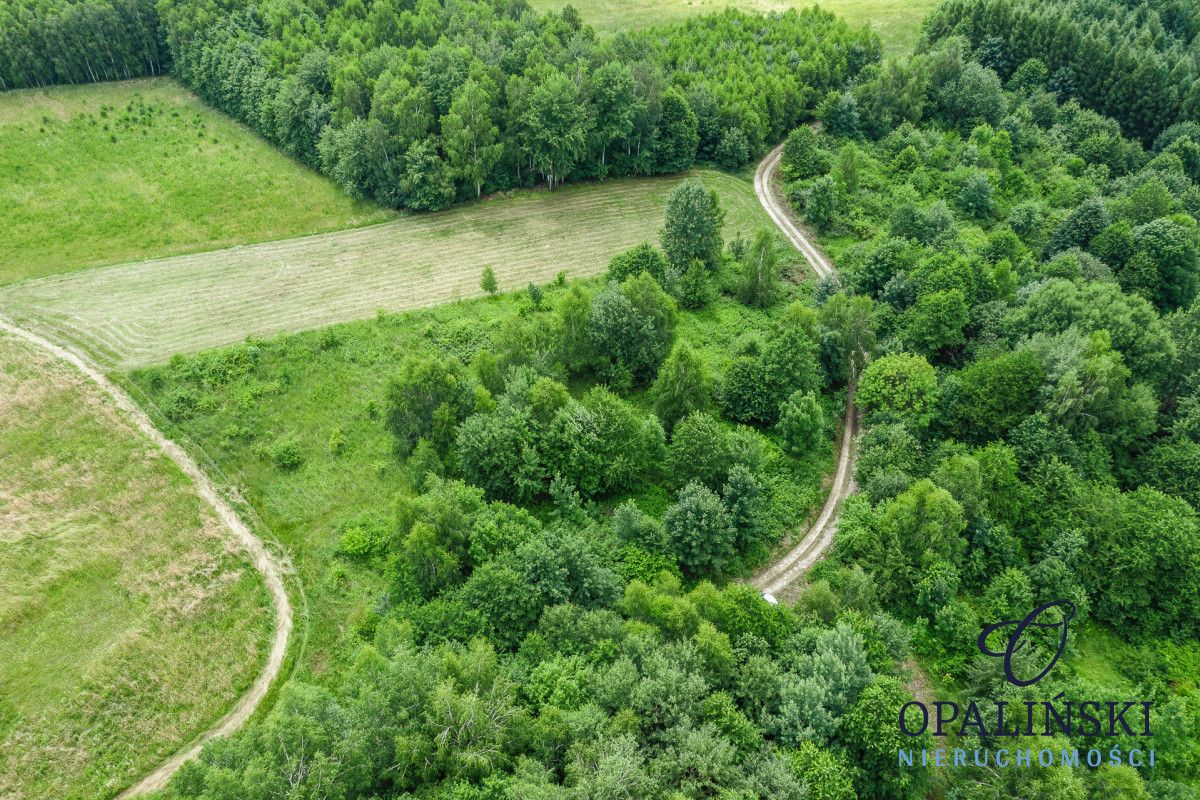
xmin=163 ymin=387 xmax=199 ymax=421
xmin=480 ymin=265 xmax=498 ymax=295
xmin=678 ymin=261 xmax=713 ymax=309
xmin=270 ymin=435 xmax=303 ymax=470
xmin=777 ymin=390 xmax=826 ymax=456
xmin=608 ymin=242 xmax=669 ymax=285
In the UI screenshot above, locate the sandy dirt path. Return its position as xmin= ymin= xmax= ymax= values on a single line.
xmin=0 ymin=316 xmax=292 ymax=797
xmin=750 ymin=145 xmax=860 ymax=596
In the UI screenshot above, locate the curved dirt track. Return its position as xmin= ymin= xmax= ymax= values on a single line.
xmin=751 ymin=146 xmax=860 ymax=597
xmin=0 ymin=317 xmax=292 ymax=797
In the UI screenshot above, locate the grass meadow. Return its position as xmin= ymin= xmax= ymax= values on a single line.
xmin=1 ymin=168 xmax=774 ymax=369
xmin=0 ymin=332 xmax=273 ymax=799
xmin=532 ymin=0 xmax=939 ymax=54
xmin=0 ymin=79 xmax=390 ymax=284
xmin=127 ymin=281 xmax=837 ymax=681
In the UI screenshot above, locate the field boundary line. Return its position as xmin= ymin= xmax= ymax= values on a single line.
xmin=0 ymin=316 xmax=293 ymax=797
xmin=750 ymin=145 xmax=860 ymax=596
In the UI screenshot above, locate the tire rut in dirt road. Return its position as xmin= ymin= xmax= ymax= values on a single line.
xmin=750 ymin=145 xmax=860 ymax=597
xmin=0 ymin=317 xmax=292 ymax=798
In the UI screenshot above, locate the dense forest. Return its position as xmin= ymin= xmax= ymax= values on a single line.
xmin=0 ymin=0 xmax=167 ymax=88
xmin=922 ymin=0 xmax=1200 ymax=143
xmin=155 ymin=0 xmax=876 ymax=207
xmin=781 ymin=31 xmax=1200 ymax=795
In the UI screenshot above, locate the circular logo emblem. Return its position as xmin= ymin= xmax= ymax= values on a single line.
xmin=977 ymin=599 xmax=1075 ymax=687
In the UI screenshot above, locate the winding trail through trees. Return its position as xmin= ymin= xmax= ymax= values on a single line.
xmin=751 ymin=146 xmax=860 ymax=597
xmin=0 ymin=317 xmax=292 ymax=798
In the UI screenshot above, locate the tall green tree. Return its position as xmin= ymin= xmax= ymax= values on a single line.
xmin=820 ymin=292 xmax=877 ymax=382
xmin=442 ymin=78 xmax=502 ymax=198
xmin=523 ymin=69 xmax=591 ymax=189
xmin=739 ymin=229 xmax=780 ymax=308
xmin=651 ymin=343 xmax=712 ymax=430
xmin=590 ymin=61 xmax=641 ymax=172
xmin=661 ymin=179 xmax=724 ymax=272
xmin=654 ymin=87 xmax=699 ymax=173
xmin=665 ymin=481 xmax=736 ymax=575
xmin=858 ymin=353 xmax=939 ymax=430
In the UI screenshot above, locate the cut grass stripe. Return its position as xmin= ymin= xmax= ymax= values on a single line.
xmin=0 ymin=169 xmax=771 ymax=369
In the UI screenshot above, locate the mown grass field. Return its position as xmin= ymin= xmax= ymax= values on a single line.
xmin=1 ymin=169 xmax=773 ymax=369
xmin=127 ymin=283 xmax=835 ymax=680
xmin=0 ymin=79 xmax=390 ymax=284
xmin=533 ymin=0 xmax=939 ymax=54
xmin=0 ymin=332 xmax=273 ymax=799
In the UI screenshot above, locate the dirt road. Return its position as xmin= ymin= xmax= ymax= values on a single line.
xmin=0 ymin=317 xmax=293 ymax=797
xmin=751 ymin=146 xmax=859 ymax=597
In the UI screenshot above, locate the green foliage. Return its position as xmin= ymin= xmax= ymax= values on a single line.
xmin=902 ymin=289 xmax=969 ymax=357
xmin=665 ymin=481 xmax=736 ymax=575
xmin=782 ymin=126 xmax=828 ymax=181
xmin=1045 ymin=196 xmax=1110 ymax=257
xmin=854 ymin=423 xmax=920 ymax=502
xmin=0 ymin=0 xmax=165 ymax=89
xmin=608 ymin=242 xmax=670 ymax=286
xmin=442 ymin=78 xmax=502 ymax=198
xmin=1126 ymin=217 xmax=1200 ymax=311
xmin=667 ymin=412 xmax=733 ymax=490
xmin=777 ymin=391 xmax=826 ymax=457
xmin=456 ymin=400 xmax=542 ymax=502
xmin=588 ymin=273 xmax=679 ymax=382
xmin=661 ymin=179 xmax=725 ymax=272
xmin=946 ymin=349 xmax=1045 ymax=443
xmin=858 ymin=353 xmax=939 ymax=430
xmin=738 ymin=228 xmax=781 ymax=308
xmin=269 ymin=435 xmax=303 ymax=470
xmin=1146 ymin=439 xmax=1200 ymax=511
xmin=957 ymin=171 xmax=995 ymax=220
xmin=147 ymin=2 xmax=876 ymax=210
xmin=655 ymin=88 xmax=700 ymax=173
xmin=678 ymin=260 xmax=715 ymax=309
xmin=715 ymin=127 xmax=751 ymax=170
xmin=840 ymin=677 xmax=931 ymax=800
xmin=720 ymin=321 xmax=823 ymax=426
xmin=386 ymin=355 xmax=475 ymax=454
xmin=820 ymin=292 xmax=877 ymax=381
xmin=480 ymin=266 xmax=499 ymax=296
xmin=805 ymin=175 xmax=838 ymax=232
xmin=651 ymin=343 xmax=712 ymax=430
xmin=1077 ymin=486 xmax=1200 ymax=638
xmin=819 ymin=91 xmax=861 ymax=139
xmin=787 ymin=741 xmax=855 ymax=800
xmin=924 ymin=0 xmax=1200 ymax=143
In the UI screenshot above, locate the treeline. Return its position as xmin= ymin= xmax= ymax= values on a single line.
xmin=152 ymin=0 xmax=876 ymax=208
xmin=922 ymin=0 xmax=1200 ymax=143
xmin=0 ymin=0 xmax=166 ymax=89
